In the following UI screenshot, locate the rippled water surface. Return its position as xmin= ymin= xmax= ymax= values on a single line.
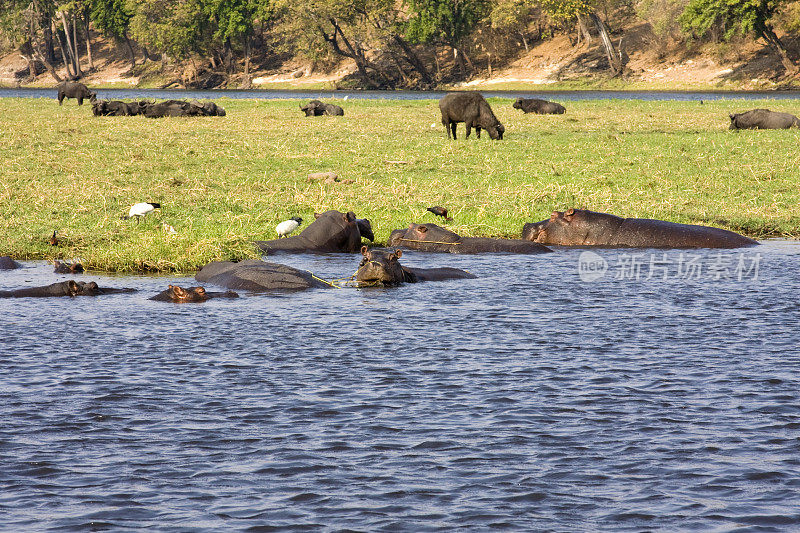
xmin=4 ymin=87 xmax=800 ymax=101
xmin=2 ymin=242 xmax=800 ymax=531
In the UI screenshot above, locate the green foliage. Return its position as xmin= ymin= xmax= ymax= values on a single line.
xmin=538 ymin=0 xmax=594 ymax=22
xmin=406 ymin=0 xmax=492 ymax=46
xmin=127 ymin=0 xmax=203 ymax=58
xmin=90 ymin=0 xmax=132 ymax=39
xmin=636 ymin=0 xmax=689 ymax=40
xmin=679 ymin=0 xmax=783 ymax=39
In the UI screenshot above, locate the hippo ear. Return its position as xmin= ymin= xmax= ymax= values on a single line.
xmin=195 ymin=287 xmax=206 ymax=295
xmin=172 ymin=285 xmax=187 ymax=298
xmin=418 ymin=225 xmax=428 ymax=233
xmin=395 ymin=249 xmax=403 ymax=258
xmin=314 ymin=212 xmax=321 ymax=219
xmin=563 ymin=209 xmax=575 ymax=221
xmin=361 ymin=245 xmax=369 ymax=256
xmin=550 ymin=211 xmax=560 ymax=220
xmin=67 ymin=280 xmax=80 ymax=295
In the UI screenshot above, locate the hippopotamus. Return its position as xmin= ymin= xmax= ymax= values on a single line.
xmin=388 ymin=223 xmax=553 ymax=254
xmin=53 ymin=261 xmax=84 ymax=274
xmin=0 ymin=256 xmax=21 ymax=269
xmin=196 ymin=259 xmax=331 ymax=291
xmin=521 ymin=209 xmax=759 ymax=248
xmin=729 ymin=109 xmax=800 ymax=130
xmin=57 ymin=81 xmax=96 ymax=105
xmin=0 ymin=280 xmax=136 ymax=298
xmin=149 ymin=285 xmax=239 ymax=302
xmin=300 ymin=100 xmax=344 ymax=116
xmin=356 ymin=247 xmax=476 ymax=285
xmin=439 ymin=92 xmax=504 ymax=140
xmin=255 ymin=210 xmax=370 ymax=254
xmin=513 ymin=98 xmax=566 ymax=115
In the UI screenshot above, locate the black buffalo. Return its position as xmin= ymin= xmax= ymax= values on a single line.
xmin=57 ymin=81 xmax=96 ymax=105
xmin=439 ymin=92 xmax=504 ymax=140
xmin=729 ymin=109 xmax=800 ymax=130
xmin=300 ymin=100 xmax=344 ymax=116
xmin=512 ymin=98 xmax=566 ymax=115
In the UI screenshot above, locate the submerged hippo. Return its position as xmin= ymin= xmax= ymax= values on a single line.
xmin=0 ymin=256 xmax=21 ymax=270
xmin=255 ymin=210 xmax=370 ymax=254
xmin=0 ymin=280 xmax=136 ymax=298
xmin=522 ymin=209 xmax=758 ymax=248
xmin=729 ymin=109 xmax=800 ymax=130
xmin=149 ymin=285 xmax=239 ymax=302
xmin=356 ymin=247 xmax=476 ymax=285
xmin=54 ymin=261 xmax=84 ymax=274
xmin=196 ymin=259 xmax=330 ymax=291
xmin=388 ymin=223 xmax=552 ymax=254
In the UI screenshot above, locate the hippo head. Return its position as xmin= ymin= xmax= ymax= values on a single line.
xmin=166 ymin=285 xmax=209 ymax=302
xmin=54 ymin=261 xmax=84 ymax=274
xmin=356 ymin=218 xmax=374 ymax=241
xmin=522 ymin=208 xmax=592 ymax=244
xmin=512 ymin=98 xmax=523 ymax=110
xmin=356 ymin=246 xmax=409 ymax=285
xmin=404 ymin=223 xmax=462 ymax=244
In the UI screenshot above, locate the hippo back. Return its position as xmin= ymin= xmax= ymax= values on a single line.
xmin=196 ymin=259 xmax=328 ymax=291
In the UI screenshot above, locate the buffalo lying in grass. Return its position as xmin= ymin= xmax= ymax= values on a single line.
xmin=300 ymin=100 xmax=344 ymax=116
xmin=729 ymin=109 xmax=800 ymax=130
xmin=513 ymin=98 xmax=566 ymax=114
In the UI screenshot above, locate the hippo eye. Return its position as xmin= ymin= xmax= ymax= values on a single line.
xmin=418 ymin=225 xmax=427 ymax=233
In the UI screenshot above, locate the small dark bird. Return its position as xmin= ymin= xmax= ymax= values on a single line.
xmin=427 ymin=206 xmax=452 ymax=221
xmin=49 ymin=231 xmax=59 ymax=246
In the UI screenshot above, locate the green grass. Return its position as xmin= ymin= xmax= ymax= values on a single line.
xmin=1 ymin=97 xmax=799 ymax=272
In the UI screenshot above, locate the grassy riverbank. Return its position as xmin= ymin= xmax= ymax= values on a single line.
xmin=1 ymin=97 xmax=799 ymax=272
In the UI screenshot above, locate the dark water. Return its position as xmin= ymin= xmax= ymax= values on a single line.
xmin=2 ymin=241 xmax=800 ymax=530
xmin=4 ymin=87 xmax=800 ymax=101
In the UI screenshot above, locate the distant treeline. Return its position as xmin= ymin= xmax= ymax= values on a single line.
xmin=1 ymin=0 xmax=798 ymax=88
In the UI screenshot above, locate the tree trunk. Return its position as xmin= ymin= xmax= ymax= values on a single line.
xmin=588 ymin=12 xmax=622 ymax=75
xmin=83 ymin=9 xmax=93 ymax=70
xmin=244 ymin=36 xmax=251 ymax=76
xmin=392 ymin=34 xmax=433 ymax=86
xmin=53 ymin=20 xmax=75 ymax=79
xmin=577 ymin=14 xmax=593 ymax=45
xmin=59 ymin=11 xmax=80 ymax=77
xmin=71 ymin=11 xmax=82 ymax=76
xmin=759 ymin=26 xmax=798 ymax=74
xmin=124 ymin=33 xmax=136 ymax=71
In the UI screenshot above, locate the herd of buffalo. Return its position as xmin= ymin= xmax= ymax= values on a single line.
xmin=9 ymin=82 xmax=790 ymax=301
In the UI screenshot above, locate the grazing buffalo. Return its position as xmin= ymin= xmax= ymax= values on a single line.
xmin=255 ymin=210 xmax=370 ymax=254
xmin=388 ymin=223 xmax=552 ymax=254
xmin=521 ymin=209 xmax=758 ymax=248
xmin=149 ymin=285 xmax=238 ymax=302
xmin=57 ymin=81 xmax=96 ymax=105
xmin=0 ymin=256 xmax=21 ymax=270
xmin=300 ymin=100 xmax=344 ymax=116
xmin=356 ymin=247 xmax=476 ymax=285
xmin=0 ymin=280 xmax=136 ymax=298
xmin=513 ymin=98 xmax=566 ymax=115
xmin=196 ymin=259 xmax=330 ymax=291
xmin=729 ymin=109 xmax=800 ymax=130
xmin=439 ymin=92 xmax=504 ymax=140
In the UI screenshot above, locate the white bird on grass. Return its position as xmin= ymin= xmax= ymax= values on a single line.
xmin=126 ymin=202 xmax=161 ymax=223
xmin=275 ymin=217 xmax=303 ymax=238
xmin=162 ymin=223 xmax=177 ymax=235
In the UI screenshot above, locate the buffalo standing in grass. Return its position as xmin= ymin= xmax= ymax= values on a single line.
xmin=729 ymin=109 xmax=800 ymax=130
xmin=57 ymin=81 xmax=96 ymax=105
xmin=513 ymin=98 xmax=566 ymax=115
xmin=439 ymin=92 xmax=504 ymax=140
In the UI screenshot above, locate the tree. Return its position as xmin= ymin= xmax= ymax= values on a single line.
xmin=90 ymin=0 xmax=135 ymax=69
xmin=405 ymin=0 xmax=492 ymax=76
xmin=680 ymin=0 xmax=797 ymax=73
xmin=539 ymin=0 xmax=625 ymax=75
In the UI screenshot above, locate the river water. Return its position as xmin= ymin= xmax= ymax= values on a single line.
xmin=2 ymin=241 xmax=799 ymax=530
xmin=4 ymin=87 xmax=800 ymax=101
